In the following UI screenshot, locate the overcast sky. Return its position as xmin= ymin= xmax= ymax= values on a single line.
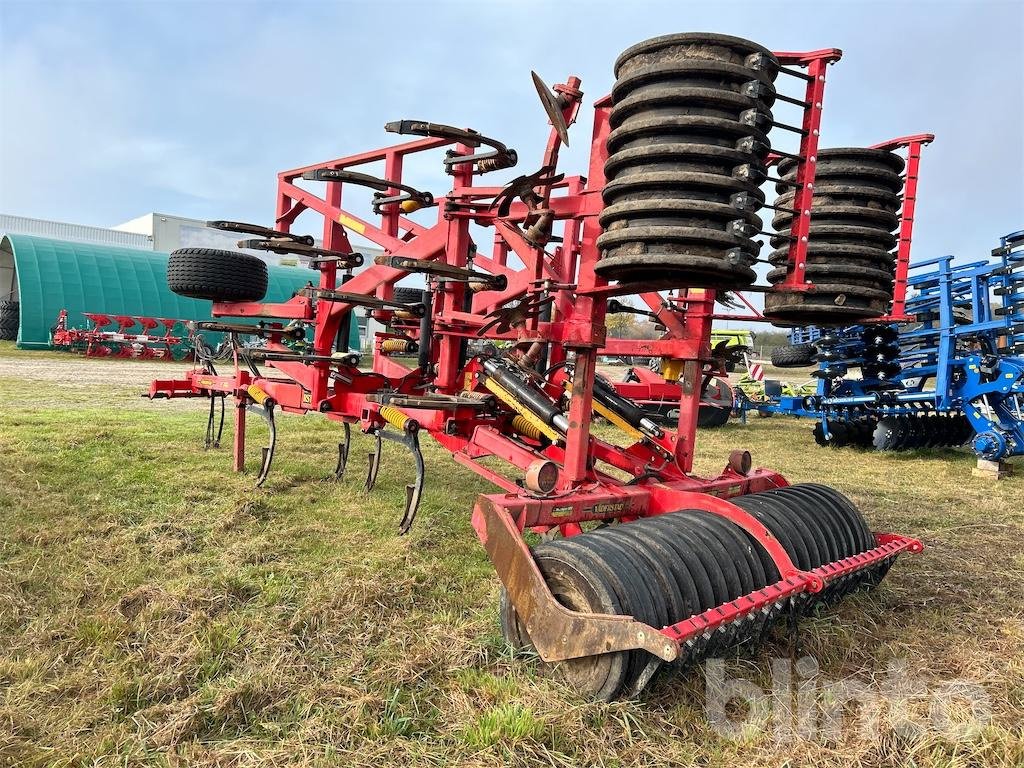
xmin=1 ymin=0 xmax=1022 ymax=266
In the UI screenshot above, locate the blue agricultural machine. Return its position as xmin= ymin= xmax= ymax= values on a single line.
xmin=762 ymin=231 xmax=1024 ymax=464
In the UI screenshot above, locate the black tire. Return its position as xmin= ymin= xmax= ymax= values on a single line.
xmin=0 ymin=300 xmax=18 ymax=340
xmin=771 ymin=343 xmax=816 ymax=368
xmin=697 ymin=404 xmax=731 ymax=428
xmin=167 ymin=248 xmax=268 ymax=302
xmin=392 ymin=287 xmax=425 ymax=305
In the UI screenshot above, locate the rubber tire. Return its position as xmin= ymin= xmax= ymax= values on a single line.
xmin=771 ymin=343 xmax=816 ymax=368
xmin=393 ymin=287 xmax=425 ymax=305
xmin=697 ymin=404 xmax=731 ymax=428
xmin=0 ymin=300 xmax=18 ymax=340
xmin=167 ymin=248 xmax=268 ymax=302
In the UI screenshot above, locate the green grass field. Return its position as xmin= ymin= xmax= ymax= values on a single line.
xmin=1 ymin=343 xmax=1022 ymax=767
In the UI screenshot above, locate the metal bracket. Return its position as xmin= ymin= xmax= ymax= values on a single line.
xmin=237 ymin=238 xmax=364 ymax=268
xmin=477 ymin=295 xmax=555 ymax=336
xmin=206 ymin=220 xmax=314 ymax=245
xmin=490 ymin=165 xmax=565 ymax=217
xmin=385 ymin=119 xmax=517 ymax=174
xmin=302 ymin=287 xmax=426 ymax=316
xmin=367 ymin=391 xmax=496 ymax=411
xmin=194 ymin=320 xmax=306 ymax=341
xmin=301 ymin=168 xmax=434 ymax=214
xmin=471 ymin=496 xmax=679 ymax=663
xmin=384 ymin=254 xmax=507 ymax=290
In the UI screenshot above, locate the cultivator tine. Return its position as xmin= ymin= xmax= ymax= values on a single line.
xmin=363 ymin=407 xmax=428 ymax=533
xmin=365 ymin=429 xmax=383 ymax=491
xmin=246 ymin=402 xmax=276 ymax=488
xmin=334 ymin=422 xmax=352 ymax=481
xmin=397 ymin=430 xmax=425 ymax=535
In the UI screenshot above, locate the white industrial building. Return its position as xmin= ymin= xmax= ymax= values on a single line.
xmin=1 ymin=212 xmax=301 ymax=265
xmin=113 ymin=212 xmax=277 ymax=256
xmin=0 ymin=213 xmax=152 ymax=250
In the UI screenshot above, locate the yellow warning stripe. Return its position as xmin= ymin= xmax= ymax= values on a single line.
xmin=592 ymin=399 xmax=644 ymax=440
xmin=338 ymin=213 xmax=366 ymax=234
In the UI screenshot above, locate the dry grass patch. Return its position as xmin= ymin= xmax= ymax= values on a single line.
xmin=0 ymin=356 xmax=1022 ymax=766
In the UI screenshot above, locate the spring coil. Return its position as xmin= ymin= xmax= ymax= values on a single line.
xmin=511 ymin=414 xmax=544 ymax=441
xmin=379 ymin=405 xmax=416 ymax=432
xmin=380 ymin=338 xmax=417 ymax=354
xmin=246 ymin=384 xmax=271 ymax=406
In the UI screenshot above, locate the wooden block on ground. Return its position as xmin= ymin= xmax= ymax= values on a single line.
xmin=972 ymin=458 xmax=1013 ymax=480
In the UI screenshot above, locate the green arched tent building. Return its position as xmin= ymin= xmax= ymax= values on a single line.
xmin=0 ymin=234 xmax=358 ymax=349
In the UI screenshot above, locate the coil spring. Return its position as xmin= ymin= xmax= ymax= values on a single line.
xmin=247 ymin=384 xmax=271 ymax=406
xmin=511 ymin=414 xmax=543 ymax=441
xmin=381 ymin=338 xmax=415 ymax=354
xmin=379 ymin=405 xmax=415 ymax=432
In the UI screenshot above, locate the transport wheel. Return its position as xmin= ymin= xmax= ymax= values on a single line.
xmin=167 ymin=248 xmax=268 ymax=302
xmin=771 ymin=343 xmax=816 ymax=368
xmin=392 ymin=287 xmax=425 ymax=305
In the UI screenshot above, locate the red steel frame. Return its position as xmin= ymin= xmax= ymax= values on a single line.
xmin=772 ymin=49 xmax=839 ymax=291
xmin=871 ymin=133 xmax=934 ymax=322
xmin=149 ymin=48 xmax=922 ymax=663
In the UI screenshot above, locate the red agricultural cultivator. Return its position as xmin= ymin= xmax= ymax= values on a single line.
xmin=53 ymin=310 xmax=195 ymax=360
xmin=148 ymin=34 xmax=923 ymax=699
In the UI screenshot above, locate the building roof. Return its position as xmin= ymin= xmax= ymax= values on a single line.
xmin=0 ymin=213 xmax=152 ymax=250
